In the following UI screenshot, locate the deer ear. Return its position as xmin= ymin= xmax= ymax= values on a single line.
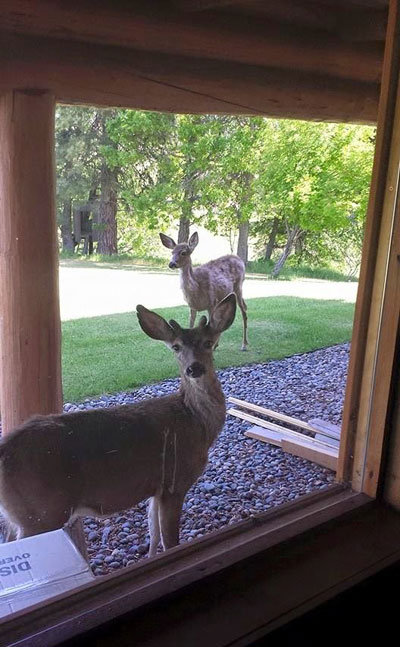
xmin=209 ymin=293 xmax=237 ymax=333
xmin=188 ymin=232 xmax=199 ymax=251
xmin=159 ymin=233 xmax=176 ymax=249
xmin=136 ymin=305 xmax=175 ymax=342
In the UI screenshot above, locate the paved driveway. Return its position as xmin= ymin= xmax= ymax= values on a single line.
xmin=59 ymin=261 xmax=358 ymax=321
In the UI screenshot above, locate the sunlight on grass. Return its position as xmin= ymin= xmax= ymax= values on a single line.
xmin=62 ymin=296 xmax=355 ymax=402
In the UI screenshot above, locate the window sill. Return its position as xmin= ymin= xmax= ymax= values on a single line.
xmin=2 ymin=486 xmax=400 ymax=647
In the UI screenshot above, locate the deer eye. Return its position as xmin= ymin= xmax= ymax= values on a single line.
xmin=172 ymin=343 xmax=182 ymax=352
xmin=180 ymin=250 xmax=188 ymax=256
xmin=203 ymin=340 xmax=214 ymax=349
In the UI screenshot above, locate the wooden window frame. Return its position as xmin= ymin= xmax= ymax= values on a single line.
xmin=1 ymin=3 xmax=400 ymax=646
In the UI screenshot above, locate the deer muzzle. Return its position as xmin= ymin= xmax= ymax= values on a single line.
xmin=186 ymin=362 xmax=205 ymax=378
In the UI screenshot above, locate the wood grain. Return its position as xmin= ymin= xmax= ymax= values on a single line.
xmin=0 ymin=90 xmax=62 ymax=432
xmin=0 ymin=0 xmax=384 ymax=83
xmin=0 ymin=33 xmax=379 ymax=123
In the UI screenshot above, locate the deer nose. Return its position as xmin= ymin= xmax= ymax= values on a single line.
xmin=186 ymin=362 xmax=205 ymax=378
xmin=169 ymin=261 xmax=178 ymax=269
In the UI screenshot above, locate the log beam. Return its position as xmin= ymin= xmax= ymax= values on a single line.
xmin=0 ymin=0 xmax=384 ymax=83
xmin=0 ymin=34 xmax=379 ymax=123
xmin=176 ymin=0 xmax=387 ymax=42
xmin=0 ymin=90 xmax=62 ymax=433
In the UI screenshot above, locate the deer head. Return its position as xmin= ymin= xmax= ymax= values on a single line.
xmin=159 ymin=232 xmax=199 ymax=269
xmin=137 ymin=292 xmax=236 ymax=379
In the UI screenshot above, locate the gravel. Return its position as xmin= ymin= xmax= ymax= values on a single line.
xmin=62 ymin=342 xmax=349 ymax=576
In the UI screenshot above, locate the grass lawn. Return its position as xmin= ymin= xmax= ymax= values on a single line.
xmin=62 ymin=296 xmax=355 ymax=402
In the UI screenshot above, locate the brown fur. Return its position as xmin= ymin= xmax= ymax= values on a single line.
xmin=0 ymin=295 xmax=236 ymax=557
xmin=160 ymin=231 xmax=248 ymax=350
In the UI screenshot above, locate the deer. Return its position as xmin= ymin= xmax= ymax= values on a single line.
xmin=0 ymin=294 xmax=236 ymax=558
xmin=160 ymin=231 xmax=248 ymax=350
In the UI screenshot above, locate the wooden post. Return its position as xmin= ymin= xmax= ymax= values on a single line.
xmin=0 ymin=90 xmax=62 ymax=433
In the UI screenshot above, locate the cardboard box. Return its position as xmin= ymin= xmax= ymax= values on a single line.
xmin=0 ymin=529 xmax=95 ymax=617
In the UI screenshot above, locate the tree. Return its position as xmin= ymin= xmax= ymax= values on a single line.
xmin=196 ymin=116 xmax=265 ymax=263
xmin=255 ymin=120 xmax=375 ymax=276
xmin=106 ymin=112 xmax=214 ymax=245
xmin=56 ymin=106 xmax=120 ymax=256
xmin=55 ymin=106 xmax=102 ymax=252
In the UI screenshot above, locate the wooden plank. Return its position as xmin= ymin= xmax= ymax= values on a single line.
xmin=0 ymin=33 xmax=379 ymax=124
xmin=0 ymin=0 xmax=384 ymax=83
xmin=0 ymin=90 xmax=63 ymax=433
xmin=315 ymin=433 xmax=340 ymax=449
xmin=228 ymin=410 xmax=336 ymax=450
xmin=228 ymin=397 xmax=314 ymax=431
xmin=307 ymin=418 xmax=341 ymax=440
xmin=244 ymin=425 xmax=339 ymax=470
xmin=228 ymin=397 xmax=340 ymax=440
xmin=281 ymin=439 xmax=338 ymax=471
xmin=244 ymin=425 xmax=285 ymax=447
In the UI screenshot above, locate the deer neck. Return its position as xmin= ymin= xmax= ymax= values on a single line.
xmin=179 ymin=259 xmax=197 ymax=291
xmin=179 ymin=369 xmax=226 ymax=445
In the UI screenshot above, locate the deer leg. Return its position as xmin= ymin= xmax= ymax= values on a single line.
xmin=2 ymin=498 xmax=72 ymax=541
xmin=0 ymin=518 xmax=17 ymax=543
xmin=148 ymin=496 xmax=161 ymax=558
xmin=158 ymin=491 xmax=185 ymax=551
xmin=16 ymin=515 xmax=70 ymax=540
xmin=189 ymin=308 xmax=197 ymax=328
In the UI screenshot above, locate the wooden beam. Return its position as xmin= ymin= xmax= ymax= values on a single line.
xmin=228 ymin=396 xmax=340 ymax=439
xmin=228 ymin=409 xmax=335 ymax=449
xmin=384 ymin=350 xmax=400 ymax=508
xmin=0 ymin=0 xmax=384 ymax=84
xmin=177 ymin=0 xmax=387 ymax=42
xmin=281 ymin=438 xmax=338 ymax=471
xmin=338 ymin=0 xmax=400 ymax=491
xmin=0 ymin=34 xmax=379 ymax=123
xmin=0 ymin=90 xmax=62 ymax=433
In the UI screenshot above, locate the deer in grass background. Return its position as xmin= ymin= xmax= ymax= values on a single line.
xmin=160 ymin=231 xmax=249 ymax=350
xmin=0 ymin=294 xmax=236 ymax=557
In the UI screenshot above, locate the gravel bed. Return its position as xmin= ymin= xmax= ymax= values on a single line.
xmin=62 ymin=343 xmax=350 ymax=576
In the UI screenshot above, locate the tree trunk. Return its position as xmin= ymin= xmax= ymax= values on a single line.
xmin=60 ymin=199 xmax=75 ymax=252
xmin=272 ymin=224 xmax=302 ymax=277
xmin=295 ymin=230 xmax=305 ymax=259
xmin=236 ymin=220 xmax=249 ymax=264
xmin=178 ymin=163 xmax=197 ymax=243
xmin=178 ymin=217 xmax=190 ymax=243
xmin=264 ymin=217 xmax=279 ymax=260
xmin=97 ymin=161 xmax=118 ymax=255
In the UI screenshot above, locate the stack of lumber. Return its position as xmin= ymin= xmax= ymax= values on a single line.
xmin=227 ymin=397 xmax=341 ymax=471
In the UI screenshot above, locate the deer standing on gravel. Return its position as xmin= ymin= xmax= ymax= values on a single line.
xmin=0 ymin=294 xmax=236 ymax=557
xmin=160 ymin=231 xmax=248 ymax=350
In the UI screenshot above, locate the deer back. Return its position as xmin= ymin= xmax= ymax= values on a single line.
xmin=188 ymin=255 xmax=245 ymax=310
xmin=0 ymin=394 xmax=213 ymax=522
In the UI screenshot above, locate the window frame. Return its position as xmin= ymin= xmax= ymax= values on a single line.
xmin=1 ymin=3 xmax=400 ymax=646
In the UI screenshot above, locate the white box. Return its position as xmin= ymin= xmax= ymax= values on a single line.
xmin=0 ymin=529 xmax=95 ymax=617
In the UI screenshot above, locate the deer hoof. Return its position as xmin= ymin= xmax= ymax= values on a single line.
xmin=240 ymin=344 xmax=248 ymax=352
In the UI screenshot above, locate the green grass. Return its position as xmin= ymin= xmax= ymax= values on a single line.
xmin=62 ymin=296 xmax=355 ymax=402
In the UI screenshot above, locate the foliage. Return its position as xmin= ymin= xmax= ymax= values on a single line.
xmin=246 ymin=258 xmax=358 ymax=282
xmin=56 ymin=106 xmax=375 ymax=269
xmin=55 ymin=106 xmax=103 ymax=220
xmin=253 ymin=120 xmax=375 ymax=275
